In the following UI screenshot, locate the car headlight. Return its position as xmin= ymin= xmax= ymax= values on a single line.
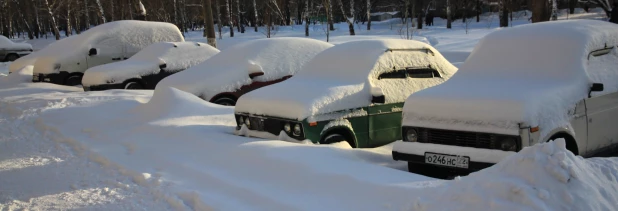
xmin=404 ymin=128 xmax=418 ymax=142
xmin=284 ymin=123 xmax=291 ymax=133
xmin=293 ymin=124 xmax=301 ymax=136
xmin=244 ymin=117 xmax=251 ymax=128
xmin=499 ymin=138 xmax=517 ymax=151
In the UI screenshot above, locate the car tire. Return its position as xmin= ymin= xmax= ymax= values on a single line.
xmin=124 ymin=81 xmax=144 ymax=90
xmin=322 ymin=133 xmax=355 ymax=148
xmin=5 ymin=54 xmax=19 ymax=62
xmin=212 ymin=97 xmax=236 ymax=106
xmin=64 ymin=75 xmax=82 ymax=86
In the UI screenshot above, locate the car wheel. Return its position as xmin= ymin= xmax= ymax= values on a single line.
xmin=5 ymin=54 xmax=19 ymax=62
xmin=124 ymin=81 xmax=144 ymax=90
xmin=322 ymin=133 xmax=355 ymax=148
xmin=212 ymin=97 xmax=236 ymax=106
xmin=64 ymin=75 xmax=82 ymax=86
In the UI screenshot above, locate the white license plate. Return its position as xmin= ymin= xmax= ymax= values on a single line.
xmin=424 ymin=152 xmax=470 ymax=169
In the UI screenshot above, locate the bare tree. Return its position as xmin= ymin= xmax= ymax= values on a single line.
xmin=446 ymin=0 xmax=451 ymax=29
xmin=305 ymin=0 xmax=309 ymax=36
xmin=226 ymin=0 xmax=234 ymax=37
xmin=215 ymin=0 xmax=223 ymax=38
xmin=94 ymin=0 xmax=105 ymax=23
xmin=253 ymin=0 xmax=258 ymax=32
xmin=43 ymin=0 xmax=61 ymax=40
xmin=531 ymin=0 xmax=550 ymax=22
xmin=366 ymin=0 xmax=371 ymax=30
xmin=338 ymin=0 xmax=355 ymax=35
xmin=202 ymin=0 xmax=217 ymax=48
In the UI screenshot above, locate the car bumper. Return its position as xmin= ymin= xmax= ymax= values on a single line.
xmin=83 ymin=83 xmax=125 ymax=91
xmin=392 ymin=141 xmax=516 ymax=171
xmin=32 ymin=72 xmax=67 ymax=85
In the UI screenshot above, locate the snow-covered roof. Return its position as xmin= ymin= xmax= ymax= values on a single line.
xmin=33 ymin=20 xmax=184 ymax=74
xmin=235 ymin=39 xmax=458 ymax=121
xmin=402 ymin=20 xmax=618 ymax=138
xmin=155 ymin=37 xmax=334 ymax=101
xmin=82 ymin=42 xmax=219 ymax=86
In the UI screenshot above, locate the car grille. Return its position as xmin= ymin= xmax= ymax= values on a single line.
xmin=236 ymin=114 xmax=305 ymax=140
xmin=417 ymin=128 xmax=497 ymax=149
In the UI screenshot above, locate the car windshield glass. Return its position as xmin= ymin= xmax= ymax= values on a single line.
xmin=378 ymin=70 xmax=407 ymax=79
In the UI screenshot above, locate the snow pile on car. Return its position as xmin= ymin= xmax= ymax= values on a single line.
xmin=155 ymin=37 xmax=333 ymax=101
xmin=235 ymin=39 xmax=457 ymax=121
xmin=33 ymin=20 xmax=184 ymax=74
xmin=82 ymin=42 xmax=219 ymax=86
xmin=414 ymin=139 xmax=618 ymax=211
xmin=8 ymin=36 xmax=77 ymax=74
xmin=402 ymin=20 xmax=618 ymax=138
xmin=0 ymin=35 xmax=32 ymax=51
xmin=136 ymin=86 xmax=232 ymax=121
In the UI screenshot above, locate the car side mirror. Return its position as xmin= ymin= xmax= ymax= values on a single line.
xmin=371 ymin=87 xmax=385 ymax=104
xmin=88 ymin=48 xmax=98 ymax=56
xmin=248 ymin=62 xmax=264 ymax=79
xmin=589 ymin=83 xmax=604 ymax=98
xmin=159 ymin=63 xmax=167 ymax=69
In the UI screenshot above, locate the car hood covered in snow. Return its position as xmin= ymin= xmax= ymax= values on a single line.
xmin=155 ymin=37 xmax=333 ymax=101
xmin=0 ymin=36 xmax=32 ymax=51
xmin=403 ymin=20 xmax=618 ymax=138
xmin=235 ymin=39 xmax=458 ymax=121
xmin=82 ymin=42 xmax=218 ymax=86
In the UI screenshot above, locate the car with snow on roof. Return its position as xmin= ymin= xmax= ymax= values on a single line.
xmin=155 ymin=37 xmax=333 ymax=106
xmin=0 ymin=35 xmax=32 ymax=63
xmin=81 ymin=42 xmax=219 ymax=91
xmin=393 ymin=20 xmax=618 ymax=176
xmin=234 ymin=39 xmax=458 ymax=148
xmin=31 ymin=20 xmax=184 ymax=86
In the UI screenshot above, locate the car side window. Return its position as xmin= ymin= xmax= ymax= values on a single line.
xmin=378 ymin=70 xmax=407 ymax=79
xmin=406 ymin=68 xmax=441 ymax=78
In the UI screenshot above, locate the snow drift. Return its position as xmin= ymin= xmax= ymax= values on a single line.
xmin=235 ymin=39 xmax=458 ymax=121
xmin=403 ymin=20 xmax=618 ymax=138
xmin=414 ymin=139 xmax=618 ymax=211
xmin=82 ymin=42 xmax=219 ymax=86
xmin=155 ymin=37 xmax=333 ymax=101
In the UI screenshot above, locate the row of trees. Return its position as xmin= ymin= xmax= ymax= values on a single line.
xmin=0 ymin=0 xmax=612 ymax=47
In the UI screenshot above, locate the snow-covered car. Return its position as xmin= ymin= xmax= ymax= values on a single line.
xmin=0 ymin=35 xmax=32 ymax=62
xmin=156 ymin=37 xmax=333 ymax=105
xmin=31 ymin=20 xmax=184 ymax=86
xmin=234 ymin=39 xmax=458 ymax=148
xmin=81 ymin=42 xmax=219 ymax=91
xmin=393 ymin=20 xmax=618 ymax=176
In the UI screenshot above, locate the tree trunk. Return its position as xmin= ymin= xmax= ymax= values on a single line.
xmin=416 ymin=0 xmax=423 ymax=29
xmin=83 ymin=0 xmax=90 ymax=29
xmin=94 ymin=0 xmax=106 ymax=23
xmin=338 ymin=0 xmax=355 ymax=35
xmin=265 ymin=5 xmax=271 ymax=38
xmin=446 ymin=0 xmax=451 ymax=29
xmin=476 ymin=0 xmax=480 ymax=22
xmin=253 ymin=0 xmax=258 ymax=31
xmin=366 ymin=0 xmax=371 ymax=30
xmin=328 ymin=1 xmax=334 ymax=31
xmin=202 ymin=0 xmax=217 ymax=48
xmin=323 ymin=0 xmax=331 ymax=41
xmin=110 ymin=0 xmax=114 ymax=21
xmin=215 ymin=0 xmax=223 ymax=38
xmin=296 ymin=1 xmax=302 ymax=25
xmin=14 ymin=0 xmax=34 ymax=39
xmin=226 ymin=0 xmax=234 ymax=37
xmin=66 ymin=1 xmax=72 ymax=37
xmin=531 ymin=0 xmax=550 ymax=22
xmin=236 ymin=0 xmax=244 ymax=33
xmin=499 ymin=0 xmax=508 ymax=27
xmin=31 ymin=0 xmax=41 ymax=38
xmin=43 ymin=0 xmax=61 ymax=40
xmin=305 ymin=0 xmax=309 ymax=36
xmin=284 ymin=0 xmax=291 ymax=25
xmin=569 ymin=0 xmax=575 ymax=14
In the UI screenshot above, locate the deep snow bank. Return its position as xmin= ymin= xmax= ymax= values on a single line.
xmin=136 ymin=87 xmax=233 ymax=121
xmin=0 ymin=65 xmax=33 ymax=87
xmin=415 ymin=139 xmax=618 ymax=211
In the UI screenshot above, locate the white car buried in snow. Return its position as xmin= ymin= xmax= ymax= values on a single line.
xmin=81 ymin=42 xmax=219 ymax=91
xmin=31 ymin=20 xmax=184 ymax=86
xmin=155 ymin=37 xmax=333 ymax=106
xmin=393 ymin=20 xmax=618 ymax=176
xmin=234 ymin=39 xmax=458 ymax=148
xmin=0 ymin=35 xmax=32 ymax=62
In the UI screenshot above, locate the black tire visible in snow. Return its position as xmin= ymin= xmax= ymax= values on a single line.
xmin=5 ymin=54 xmax=19 ymax=62
xmin=212 ymin=97 xmax=236 ymax=106
xmin=64 ymin=75 xmax=82 ymax=86
xmin=124 ymin=81 xmax=144 ymax=90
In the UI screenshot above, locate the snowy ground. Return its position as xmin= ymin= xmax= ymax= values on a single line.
xmin=1 ymin=9 xmax=617 ymax=211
